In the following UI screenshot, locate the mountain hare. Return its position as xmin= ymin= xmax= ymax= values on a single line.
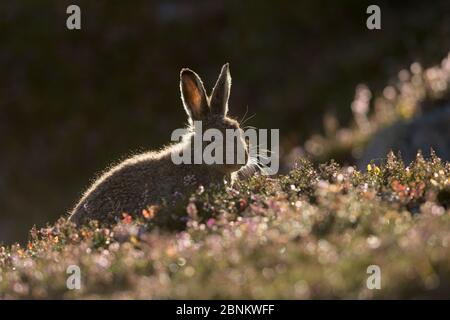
xmin=69 ymin=64 xmax=248 ymax=225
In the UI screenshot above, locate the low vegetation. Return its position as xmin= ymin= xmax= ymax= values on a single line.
xmin=1 ymin=151 xmax=449 ymax=299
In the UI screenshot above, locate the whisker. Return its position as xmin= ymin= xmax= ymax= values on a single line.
xmin=240 ymin=105 xmax=249 ymax=124
xmin=241 ymin=112 xmax=257 ymax=126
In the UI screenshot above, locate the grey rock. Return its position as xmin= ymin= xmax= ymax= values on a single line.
xmin=359 ymin=105 xmax=450 ymax=167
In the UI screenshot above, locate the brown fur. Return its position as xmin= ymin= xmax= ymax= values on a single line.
xmin=69 ymin=64 xmax=248 ymax=225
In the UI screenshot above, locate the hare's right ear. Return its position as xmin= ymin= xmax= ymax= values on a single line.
xmin=180 ymin=68 xmax=209 ymax=122
xmin=210 ymin=63 xmax=231 ymax=117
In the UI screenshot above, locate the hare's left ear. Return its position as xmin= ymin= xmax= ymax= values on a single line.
xmin=180 ymin=68 xmax=209 ymax=122
xmin=210 ymin=63 xmax=231 ymax=117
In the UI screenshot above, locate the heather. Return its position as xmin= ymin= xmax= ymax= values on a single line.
xmin=1 ymin=152 xmax=449 ymax=299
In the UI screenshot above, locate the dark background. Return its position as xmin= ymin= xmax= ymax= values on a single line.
xmin=0 ymin=0 xmax=449 ymax=244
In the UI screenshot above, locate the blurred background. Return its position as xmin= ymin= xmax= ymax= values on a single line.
xmin=1 ymin=0 xmax=449 ymax=244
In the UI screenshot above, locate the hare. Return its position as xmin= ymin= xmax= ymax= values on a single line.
xmin=69 ymin=64 xmax=249 ymax=225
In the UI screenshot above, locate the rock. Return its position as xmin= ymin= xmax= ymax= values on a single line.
xmin=359 ymin=105 xmax=450 ymax=167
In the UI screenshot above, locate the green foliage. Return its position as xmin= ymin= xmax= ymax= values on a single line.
xmin=1 ymin=153 xmax=449 ymax=299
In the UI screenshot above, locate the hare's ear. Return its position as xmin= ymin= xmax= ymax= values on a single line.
xmin=210 ymin=63 xmax=231 ymax=117
xmin=180 ymin=68 xmax=209 ymax=122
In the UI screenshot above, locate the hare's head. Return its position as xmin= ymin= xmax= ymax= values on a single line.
xmin=180 ymin=64 xmax=248 ymax=174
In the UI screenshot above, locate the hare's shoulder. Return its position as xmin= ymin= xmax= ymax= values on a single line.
xmin=88 ymin=151 xmax=162 ymax=191
xmin=113 ymin=151 xmax=166 ymax=175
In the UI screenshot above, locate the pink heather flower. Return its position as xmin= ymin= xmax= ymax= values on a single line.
xmin=207 ymin=218 xmax=215 ymax=228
